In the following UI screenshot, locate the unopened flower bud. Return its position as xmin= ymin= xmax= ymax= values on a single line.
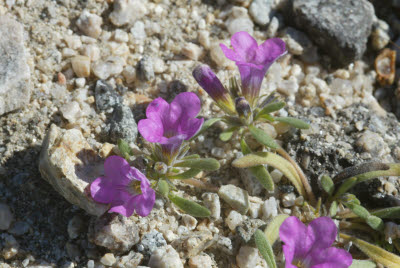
xmin=235 ymin=97 xmax=251 ymax=119
xmin=154 ymin=162 xmax=168 ymax=174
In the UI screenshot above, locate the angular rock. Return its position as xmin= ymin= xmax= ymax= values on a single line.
xmin=202 ymin=193 xmax=221 ymax=220
xmin=249 ymin=0 xmax=272 ymax=26
xmin=288 ymin=0 xmax=374 ymax=66
xmin=136 ymin=230 xmax=167 ymax=258
xmin=88 ymin=214 xmax=140 ymax=253
xmin=39 ymin=124 xmax=108 ymax=216
xmin=76 ymin=10 xmax=103 ymax=39
xmin=109 ymin=0 xmax=147 ymax=27
xmin=0 ymin=15 xmax=31 ymax=116
xmin=218 ymin=184 xmax=250 ymax=214
xmin=171 ymin=231 xmax=215 ymax=258
xmin=94 ymin=80 xmax=122 ymax=112
xmin=116 ymin=251 xmax=144 ymax=268
xmin=104 ymin=103 xmax=138 ymax=144
xmin=236 ymin=246 xmax=267 ymax=268
xmin=136 ymin=56 xmax=154 ymax=82
xmin=236 ymin=219 xmax=266 ymax=245
xmin=148 ymin=245 xmax=183 ymax=268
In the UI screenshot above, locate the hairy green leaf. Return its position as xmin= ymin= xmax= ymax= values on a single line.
xmin=158 ymin=180 xmax=169 ymax=197
xmin=118 ymin=139 xmax=132 ymax=160
xmin=350 ymin=260 xmax=377 ymax=268
xmin=257 ymin=102 xmax=285 ymax=116
xmin=254 ymin=229 xmax=277 ymax=268
xmin=321 ymin=175 xmax=334 ymax=196
xmin=168 ymin=194 xmax=211 ymax=218
xmin=167 ymin=168 xmax=201 ymax=180
xmin=371 ymin=207 xmax=400 ymax=219
xmin=220 ymin=127 xmax=238 ymax=141
xmin=329 ymin=201 xmax=338 ymax=217
xmin=248 ymin=125 xmax=278 ymax=149
xmin=264 ymin=214 xmax=290 ymax=245
xmin=174 ymin=158 xmax=220 ymax=171
xmin=274 ymin=117 xmax=310 ymax=129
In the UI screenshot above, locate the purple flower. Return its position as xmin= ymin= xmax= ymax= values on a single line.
xmin=193 ymin=64 xmax=236 ymax=115
xmin=220 ymin=32 xmax=286 ymax=107
xmin=91 ymin=155 xmax=155 ymax=217
xmin=138 ymin=92 xmax=204 ymax=162
xmin=279 ymin=216 xmax=352 ymax=268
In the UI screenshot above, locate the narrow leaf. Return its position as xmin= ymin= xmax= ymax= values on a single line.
xmin=168 ymin=168 xmax=201 ymax=180
xmin=191 ymin=118 xmax=222 ymax=140
xmin=264 ymin=214 xmax=290 ymax=245
xmin=371 ymin=207 xmax=400 ymax=219
xmin=340 ymin=233 xmax=400 ymax=268
xmin=321 ymin=175 xmax=335 ymax=196
xmin=182 ymin=154 xmax=200 ymax=160
xmin=240 ymin=138 xmax=252 ymax=155
xmin=365 ymin=215 xmax=384 ymax=231
xmin=174 ymin=158 xmax=220 ymax=171
xmin=118 ymin=139 xmax=131 ymax=160
xmin=274 ymin=117 xmax=310 ymax=129
xmin=248 ymin=125 xmax=278 ymax=149
xmin=344 ymin=203 xmax=370 ymax=219
xmin=350 ymin=260 xmax=377 ymax=268
xmin=254 ymin=229 xmax=277 ymax=268
xmin=168 ymin=194 xmax=211 ymax=217
xmin=232 ymin=152 xmax=306 ymax=197
xmin=158 ymin=180 xmax=169 ymax=197
xmin=332 ymin=177 xmax=358 ymax=201
xmin=329 ymin=201 xmax=338 ymax=217
xmin=258 ymin=101 xmax=285 ymax=115
xmin=220 ymin=127 xmax=237 ymax=141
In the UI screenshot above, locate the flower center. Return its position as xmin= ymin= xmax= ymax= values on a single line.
xmin=292 ymin=258 xmax=310 ymax=268
xmin=128 ymin=180 xmax=142 ymax=195
xmin=164 ymin=129 xmax=176 ymax=138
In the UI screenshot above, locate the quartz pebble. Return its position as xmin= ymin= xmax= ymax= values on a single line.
xmin=198 ymin=30 xmax=210 ymax=49
xmin=93 ymin=57 xmax=125 ymax=79
xmin=0 ymin=203 xmax=13 ymax=230
xmin=226 ymin=210 xmax=245 ymax=231
xmin=219 ymin=184 xmax=250 ymax=214
xmin=130 ymin=21 xmax=147 ymax=40
xmin=114 ymin=29 xmax=129 ymax=43
xmin=210 ymin=42 xmax=228 ymax=67
xmin=148 ymin=245 xmax=183 ymax=268
xmin=60 ymin=101 xmax=81 ymax=123
xmin=122 ymin=66 xmax=137 ymax=84
xmin=236 ymin=246 xmax=267 ymax=268
xmin=76 ymin=10 xmax=103 ymax=38
xmin=182 ymin=214 xmax=198 ymax=230
xmin=202 ymin=192 xmax=221 ymax=220
xmin=225 ymin=7 xmax=254 ymax=35
xmin=182 ymin=42 xmax=203 ymax=60
xmin=136 ymin=56 xmax=155 ymax=82
xmin=71 ymin=56 xmax=91 ymax=77
xmin=282 ymin=192 xmax=296 ymax=207
xmin=262 ymin=196 xmax=278 ymax=220
xmin=109 ymin=0 xmax=147 ymax=26
xmin=188 ymin=254 xmax=213 ymax=268
xmin=249 ymin=0 xmax=272 ymax=26
xmin=100 ymin=253 xmax=116 ymax=266
xmin=81 ymin=44 xmax=100 ymax=61
xmin=116 ymin=251 xmax=144 ymax=268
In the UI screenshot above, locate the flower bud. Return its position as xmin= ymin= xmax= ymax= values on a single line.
xmin=193 ymin=65 xmax=236 ymax=115
xmin=235 ymin=97 xmax=251 ymax=119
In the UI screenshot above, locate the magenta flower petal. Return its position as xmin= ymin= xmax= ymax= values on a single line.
xmin=90 ymin=156 xmax=155 ymax=217
xmin=90 ymin=177 xmax=118 ymax=203
xmin=220 ymin=32 xmax=286 ymax=107
xmin=280 ymin=216 xmax=352 ymax=268
xmin=145 ymin=97 xmax=170 ymax=122
xmin=280 ymin=216 xmax=314 ymax=262
xmin=230 ymin=31 xmax=258 ymax=61
xmin=193 ymin=65 xmax=236 ymax=115
xmin=310 ymin=247 xmax=353 ymax=268
xmin=171 ymin=92 xmax=201 ymax=119
xmin=138 ymin=119 xmax=167 ymax=143
xmin=308 ymin=217 xmax=337 ymax=251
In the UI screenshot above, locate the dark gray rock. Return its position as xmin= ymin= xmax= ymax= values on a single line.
xmin=136 ymin=230 xmax=166 ymax=258
xmin=88 ymin=214 xmax=140 ymax=253
xmin=8 ymin=221 xmax=30 ymax=236
xmin=136 ymin=56 xmax=154 ymax=82
xmin=95 ymin=80 xmax=122 ymax=112
xmin=287 ymin=0 xmax=375 ymax=67
xmin=104 ymin=103 xmax=138 ymax=144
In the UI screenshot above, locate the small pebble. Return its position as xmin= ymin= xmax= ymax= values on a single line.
xmin=76 ymin=10 xmax=103 ymax=38
xmin=71 ymin=56 xmax=91 ymax=77
xmin=100 ymin=253 xmax=116 ymax=266
xmin=0 ymin=203 xmax=13 ymax=230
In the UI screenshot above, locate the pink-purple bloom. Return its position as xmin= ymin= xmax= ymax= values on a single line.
xmin=192 ymin=65 xmax=236 ymax=115
xmin=279 ymin=216 xmax=352 ymax=268
xmin=91 ymin=155 xmax=155 ymax=217
xmin=138 ymin=92 xmax=204 ymax=162
xmin=220 ymin=32 xmax=286 ymax=107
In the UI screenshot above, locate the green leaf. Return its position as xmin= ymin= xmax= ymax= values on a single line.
xmin=254 ymin=229 xmax=277 ymax=268
xmin=118 ymin=139 xmax=132 ymax=160
xmin=219 ymin=127 xmax=238 ymax=141
xmin=168 ymin=194 xmax=211 ymax=217
xmin=329 ymin=201 xmax=338 ymax=217
xmin=350 ymin=260 xmax=377 ymax=268
xmin=240 ymin=138 xmax=274 ymax=191
xmin=366 ymin=215 xmax=384 ymax=231
xmin=191 ymin=118 xmax=222 ymax=140
xmin=274 ymin=117 xmax=310 ymax=129
xmin=371 ymin=207 xmax=400 ymax=219
xmin=344 ymin=203 xmax=370 ymax=219
xmin=158 ymin=180 xmax=169 ymax=197
xmin=321 ymin=175 xmax=335 ymax=196
xmin=232 ymin=152 xmax=306 ymax=197
xmin=264 ymin=214 xmax=290 ymax=245
xmin=332 ymin=177 xmax=358 ymax=201
xmin=340 ymin=233 xmax=400 ymax=268
xmin=257 ymin=113 xmax=275 ymax=122
xmin=248 ymin=125 xmax=279 ymax=149
xmin=340 ymin=193 xmax=361 ymax=206
xmin=181 ymin=154 xmax=200 ymax=160
xmin=258 ymin=102 xmax=285 ymax=116
xmin=174 ymin=158 xmax=220 ymax=171
xmin=167 ymin=168 xmax=201 ymax=180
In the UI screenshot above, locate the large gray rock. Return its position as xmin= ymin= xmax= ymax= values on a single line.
xmin=0 ymin=15 xmax=31 ymax=115
xmin=288 ymin=0 xmax=374 ymax=66
xmin=39 ymin=124 xmax=108 ymax=216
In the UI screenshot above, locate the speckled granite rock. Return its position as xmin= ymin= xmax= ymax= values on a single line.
xmin=0 ymin=15 xmax=31 ymax=116
xmin=38 ymin=124 xmax=108 ymax=216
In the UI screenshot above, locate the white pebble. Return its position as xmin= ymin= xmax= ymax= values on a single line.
xmin=76 ymin=10 xmax=102 ymax=38
xmin=262 ymin=197 xmax=278 ymax=220
xmin=71 ymin=55 xmax=91 ymax=78
xmin=225 ymin=210 xmax=245 ymax=231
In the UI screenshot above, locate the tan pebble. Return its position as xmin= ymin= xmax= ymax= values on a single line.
xmin=71 ymin=56 xmax=91 ymax=77
xmin=58 ymin=72 xmax=66 ymax=85
xmin=99 ymin=143 xmax=115 ymax=158
xmin=87 ymin=96 xmax=95 ymax=104
xmin=134 ymin=94 xmax=152 ymax=104
xmin=182 ymin=42 xmax=203 ymax=60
